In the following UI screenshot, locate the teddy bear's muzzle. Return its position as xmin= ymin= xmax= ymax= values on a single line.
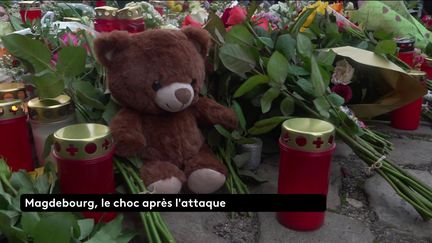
xmin=155 ymin=82 xmax=194 ymax=112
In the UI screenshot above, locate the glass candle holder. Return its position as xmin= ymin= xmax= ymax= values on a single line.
xmin=53 ymin=123 xmax=116 ymax=223
xmin=27 ymin=95 xmax=76 ymax=165
xmin=0 ymin=99 xmax=34 ymax=171
xmin=277 ymin=118 xmax=336 ymax=231
xmin=396 ymin=38 xmax=415 ymax=67
xmin=391 ymin=70 xmax=426 ymax=130
xmin=94 ymin=6 xmax=119 ymax=33
xmin=117 ymin=6 xmax=145 ymax=33
xmin=18 ymin=1 xmax=42 ymax=25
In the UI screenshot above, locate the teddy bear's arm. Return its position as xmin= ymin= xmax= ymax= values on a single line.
xmin=110 ymin=108 xmax=146 ymax=157
xmin=193 ymin=97 xmax=238 ymax=130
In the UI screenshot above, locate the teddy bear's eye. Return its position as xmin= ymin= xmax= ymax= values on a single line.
xmin=152 ymin=81 xmax=162 ymax=91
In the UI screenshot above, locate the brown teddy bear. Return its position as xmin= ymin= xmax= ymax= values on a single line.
xmin=94 ymin=27 xmax=238 ymax=194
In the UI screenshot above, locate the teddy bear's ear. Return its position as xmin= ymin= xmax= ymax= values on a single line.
xmin=181 ymin=26 xmax=211 ymax=58
xmin=94 ymin=31 xmax=130 ymax=68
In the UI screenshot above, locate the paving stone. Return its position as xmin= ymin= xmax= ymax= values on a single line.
xmin=387 ymin=138 xmax=432 ymax=166
xmin=161 ymin=212 xmax=227 ymax=243
xmin=365 ymin=169 xmax=432 ymax=238
xmin=258 ymin=212 xmax=375 ymax=243
xmin=346 ymin=198 xmax=363 ymax=208
xmin=368 ymin=121 xmax=432 ymax=138
xmin=333 ymin=140 xmax=354 ymax=159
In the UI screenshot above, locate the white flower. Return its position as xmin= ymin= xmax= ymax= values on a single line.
xmin=331 ymin=59 xmax=355 ymax=85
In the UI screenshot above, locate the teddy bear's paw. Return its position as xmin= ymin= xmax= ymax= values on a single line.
xmin=148 ymin=177 xmax=183 ymax=194
xmin=188 ymin=169 xmax=226 ymax=194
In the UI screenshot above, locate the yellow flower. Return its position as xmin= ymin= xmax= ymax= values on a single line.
xmin=28 ymin=166 xmax=45 ymax=180
xmin=167 ymin=1 xmax=183 ymax=12
xmin=299 ymin=1 xmax=329 ymax=32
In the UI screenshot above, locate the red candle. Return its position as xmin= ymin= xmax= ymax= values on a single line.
xmin=396 ymin=38 xmax=415 ymax=67
xmin=277 ymin=118 xmax=336 ymax=231
xmin=53 ymin=123 xmax=116 ymax=223
xmin=94 ymin=6 xmax=119 ymax=33
xmin=18 ymin=1 xmax=42 ymax=25
xmin=421 ymin=57 xmax=432 ymax=79
xmin=117 ymin=6 xmax=145 ymax=33
xmin=0 ymin=100 xmax=34 ymax=171
xmin=391 ymin=70 xmax=426 ymax=130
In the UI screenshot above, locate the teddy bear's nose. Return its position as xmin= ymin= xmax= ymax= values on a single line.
xmin=175 ymin=88 xmax=192 ymax=104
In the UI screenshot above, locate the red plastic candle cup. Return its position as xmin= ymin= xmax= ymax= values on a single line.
xmin=277 ymin=118 xmax=336 ymax=231
xmin=94 ymin=6 xmax=119 ymax=32
xmin=0 ymin=100 xmax=34 ymax=171
xmin=19 ymin=1 xmax=42 ymax=25
xmin=391 ymin=70 xmax=426 ymax=130
xmin=117 ymin=6 xmax=145 ymax=33
xmin=53 ymin=123 xmax=116 ymax=223
xmin=421 ymin=57 xmax=432 ymax=79
xmin=396 ymin=38 xmax=415 ymax=67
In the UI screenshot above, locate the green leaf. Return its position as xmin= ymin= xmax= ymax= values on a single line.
xmin=248 ymin=116 xmax=287 ymax=135
xmin=310 ymin=56 xmax=326 ymax=97
xmin=226 ymin=25 xmax=254 ymax=46
xmin=232 ymin=101 xmax=246 ymax=130
xmin=72 ymin=81 xmax=105 ymax=110
xmin=356 ymin=41 xmax=369 ymax=50
xmin=21 ymin=212 xmax=40 ymax=236
xmin=313 ymin=96 xmax=330 ymax=118
xmin=247 ymin=1 xmax=258 ymax=19
xmin=23 ymin=73 xmax=64 ymax=99
xmin=77 ymin=218 xmax=94 ymax=240
xmin=425 ymin=42 xmax=432 ymax=57
xmin=33 ymin=213 xmax=77 ymax=243
xmin=56 ymin=46 xmax=87 ymax=77
xmin=280 ymin=96 xmax=295 ymax=116
xmin=260 ymin=87 xmax=280 ymax=113
xmin=0 ymin=211 xmax=27 ymax=243
xmin=102 ymin=98 xmax=120 ymax=124
xmin=374 ymin=40 xmax=397 ymax=55
xmin=233 ymin=152 xmax=251 ymax=168
xmin=219 ymin=43 xmax=256 ymax=75
xmin=258 ymin=37 xmax=274 ymax=49
xmin=205 ymin=11 xmax=226 ymax=43
xmin=233 ymin=74 xmax=269 ymax=98
xmin=214 ymin=125 xmax=232 ymax=139
xmin=327 ymin=93 xmax=345 ymax=106
xmin=34 ymin=173 xmax=50 ymax=194
xmin=1 ymin=34 xmax=52 ymax=73
xmin=287 ymin=64 xmax=310 ymax=76
xmin=10 ymin=171 xmax=34 ymax=193
xmin=87 ymin=214 xmax=124 ymax=243
xmin=317 ymin=50 xmax=336 ymax=66
xmin=267 ymin=51 xmax=289 ymax=84
xmin=297 ymin=33 xmax=313 ymax=58
xmin=275 ymin=34 xmax=296 ymax=60
xmin=296 ymin=78 xmax=315 ymax=95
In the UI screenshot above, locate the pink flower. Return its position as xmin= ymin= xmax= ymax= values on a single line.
xmin=182 ymin=15 xmax=202 ymax=28
xmin=331 ymin=84 xmax=353 ymax=103
xmin=60 ymin=32 xmax=90 ymax=54
xmin=50 ymin=52 xmax=58 ymax=67
xmin=222 ymin=6 xmax=247 ymax=27
xmin=252 ymin=16 xmax=269 ymax=31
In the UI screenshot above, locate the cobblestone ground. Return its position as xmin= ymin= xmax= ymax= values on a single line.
xmin=130 ymin=122 xmax=432 ymax=243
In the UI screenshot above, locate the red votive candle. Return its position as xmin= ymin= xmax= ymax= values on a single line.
xmin=53 ymin=123 xmax=116 ymax=223
xmin=19 ymin=1 xmax=42 ymax=25
xmin=396 ymin=38 xmax=415 ymax=67
xmin=421 ymin=57 xmax=432 ymax=79
xmin=0 ymin=100 xmax=33 ymax=171
xmin=277 ymin=118 xmax=336 ymax=231
xmin=94 ymin=6 xmax=119 ymax=33
xmin=391 ymin=70 xmax=426 ymax=130
xmin=117 ymin=6 xmax=145 ymax=33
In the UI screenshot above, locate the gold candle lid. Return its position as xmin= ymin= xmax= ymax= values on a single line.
xmin=95 ymin=6 xmax=118 ymax=19
xmin=19 ymin=1 xmax=41 ymax=9
xmin=53 ymin=123 xmax=114 ymax=160
xmin=280 ymin=118 xmax=335 ymax=152
xmin=407 ymin=70 xmax=426 ymax=81
xmin=117 ymin=6 xmax=143 ymax=20
xmin=27 ymin=95 xmax=74 ymax=122
xmin=0 ymin=99 xmax=26 ymax=121
xmin=0 ymin=83 xmax=26 ymax=101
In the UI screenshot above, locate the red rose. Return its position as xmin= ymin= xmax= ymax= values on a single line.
xmin=222 ymin=6 xmax=247 ymax=27
xmin=252 ymin=16 xmax=269 ymax=31
xmin=331 ymin=84 xmax=353 ymax=103
xmin=182 ymin=15 xmax=202 ymax=28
